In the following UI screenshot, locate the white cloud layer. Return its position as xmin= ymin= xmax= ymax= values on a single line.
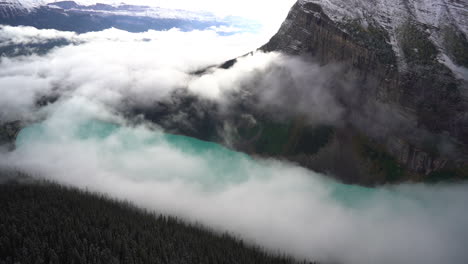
xmin=1 ymin=25 xmax=468 ymax=264
xmin=0 ymin=26 xmax=271 ymax=121
xmin=0 ymin=25 xmax=346 ymax=124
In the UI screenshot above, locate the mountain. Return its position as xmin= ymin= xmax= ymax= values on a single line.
xmin=0 ymin=1 xmax=30 ymax=18
xmin=254 ymin=0 xmax=468 ymax=183
xmin=0 ymin=1 xmax=230 ymax=33
xmin=262 ymin=0 xmax=468 ymax=77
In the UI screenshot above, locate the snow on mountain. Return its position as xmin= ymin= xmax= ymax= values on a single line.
xmin=1 ymin=0 xmax=46 ymax=10
xmin=0 ymin=0 xmax=221 ymax=21
xmin=298 ymin=0 xmax=468 ymax=74
xmin=0 ymin=1 xmax=28 ymax=18
xmin=301 ymin=0 xmax=467 ymax=35
xmin=1 ymin=0 xmax=261 ymax=35
xmin=48 ymin=1 xmax=220 ymax=21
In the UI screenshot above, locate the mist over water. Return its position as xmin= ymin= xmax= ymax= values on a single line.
xmin=2 ymin=98 xmax=468 ymax=264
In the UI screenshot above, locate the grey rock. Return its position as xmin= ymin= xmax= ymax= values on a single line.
xmin=261 ymin=0 xmax=468 ymax=177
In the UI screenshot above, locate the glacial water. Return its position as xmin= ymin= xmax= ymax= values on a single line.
xmin=11 ymin=118 xmax=468 ymax=264
xmin=16 ymin=119 xmax=378 ymax=205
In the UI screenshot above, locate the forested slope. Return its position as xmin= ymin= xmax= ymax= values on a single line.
xmin=0 ymin=182 xmax=315 ymax=264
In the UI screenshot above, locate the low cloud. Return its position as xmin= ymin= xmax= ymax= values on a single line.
xmin=0 ymin=25 xmax=349 ymax=127
xmin=1 ymin=98 xmax=467 ymax=264
xmin=189 ymin=53 xmax=349 ymax=125
xmin=0 ymin=25 xmax=458 ymax=154
xmin=0 ymin=25 xmax=269 ymax=121
xmin=0 ymin=25 xmax=79 ymax=46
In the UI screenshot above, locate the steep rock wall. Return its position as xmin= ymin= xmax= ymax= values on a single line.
xmin=260 ymin=0 xmax=468 ymax=180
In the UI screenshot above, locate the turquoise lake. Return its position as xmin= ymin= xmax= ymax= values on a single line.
xmin=15 ymin=119 xmax=386 ymax=207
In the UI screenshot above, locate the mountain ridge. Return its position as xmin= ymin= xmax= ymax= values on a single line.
xmin=259 ymin=0 xmax=468 ymax=182
xmin=0 ymin=1 xmax=237 ymax=33
xmin=0 ymin=0 xmax=222 ymax=21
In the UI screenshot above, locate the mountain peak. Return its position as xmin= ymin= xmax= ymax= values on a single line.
xmin=47 ymin=1 xmax=79 ymax=9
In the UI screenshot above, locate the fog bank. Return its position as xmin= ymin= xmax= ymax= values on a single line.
xmin=1 ymin=98 xmax=468 ymax=264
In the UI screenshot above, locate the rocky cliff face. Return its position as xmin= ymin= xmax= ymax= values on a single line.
xmin=258 ymin=0 xmax=468 ymax=182
xmin=263 ymin=0 xmax=468 ymax=70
